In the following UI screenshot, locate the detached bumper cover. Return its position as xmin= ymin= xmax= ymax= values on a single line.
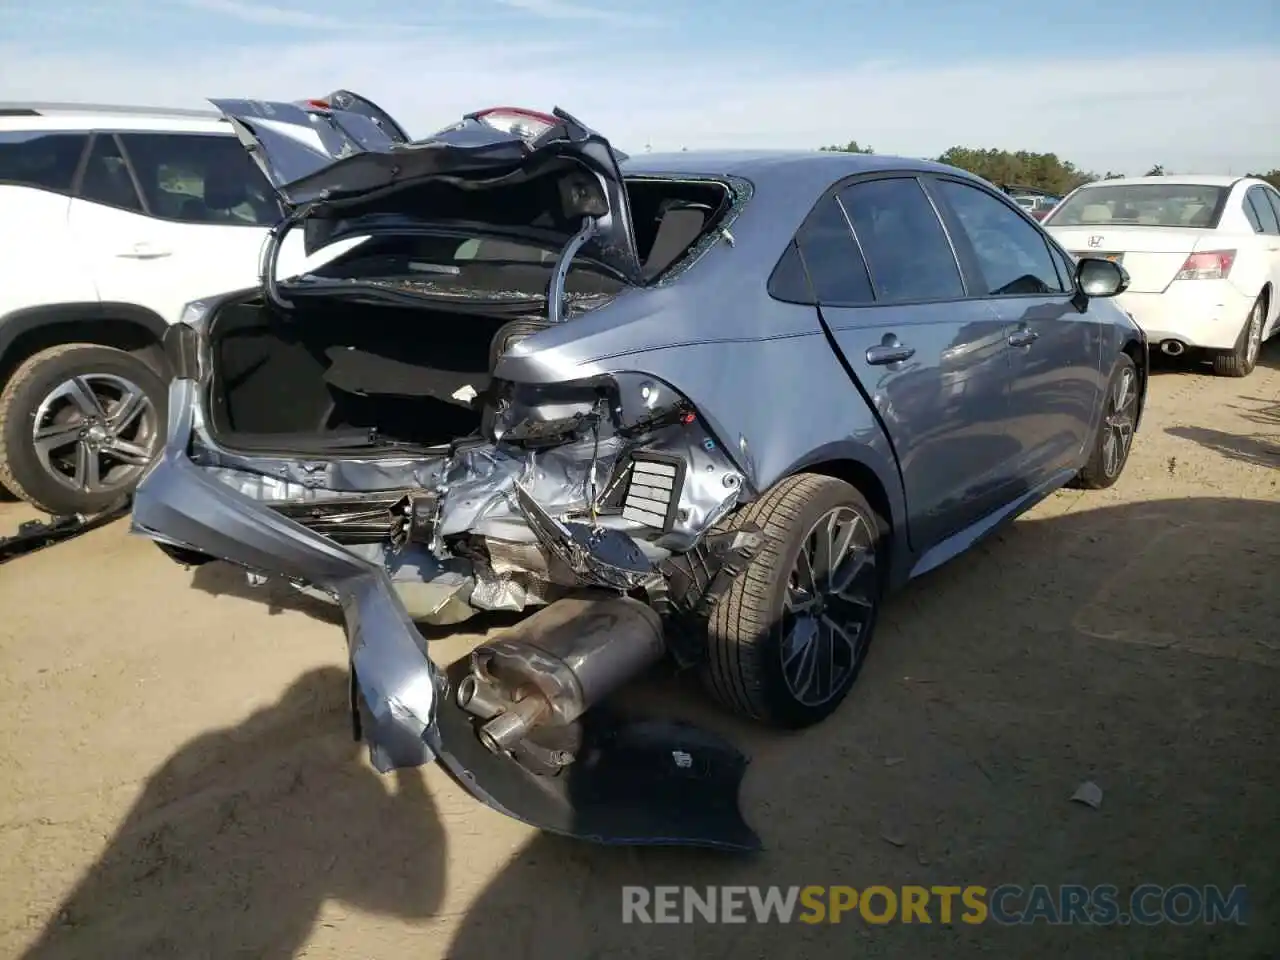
xmin=133 ymin=380 xmax=759 ymax=851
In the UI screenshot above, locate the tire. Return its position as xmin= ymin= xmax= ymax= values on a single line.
xmin=0 ymin=343 xmax=167 ymax=515
xmin=1211 ymin=294 xmax=1265 ymax=378
xmin=1070 ymin=353 xmax=1139 ymax=490
xmin=700 ymin=473 xmax=886 ymax=729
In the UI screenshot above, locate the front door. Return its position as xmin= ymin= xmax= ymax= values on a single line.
xmin=796 ymin=176 xmax=1019 ymax=552
xmin=927 ymin=176 xmax=1105 ymax=485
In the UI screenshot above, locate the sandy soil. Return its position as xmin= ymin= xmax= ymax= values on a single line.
xmin=1 ymin=345 xmax=1277 ymax=960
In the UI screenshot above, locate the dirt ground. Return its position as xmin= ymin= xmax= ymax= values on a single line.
xmin=1 ymin=345 xmax=1277 ymax=960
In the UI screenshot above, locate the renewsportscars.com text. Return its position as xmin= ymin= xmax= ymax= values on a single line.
xmin=621 ymin=884 xmax=1250 ymax=926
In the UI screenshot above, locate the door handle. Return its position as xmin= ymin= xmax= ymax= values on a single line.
xmin=865 ymin=336 xmax=915 ymax=365
xmin=116 ymin=242 xmax=172 ymax=259
xmin=1007 ymin=327 xmax=1039 ymax=347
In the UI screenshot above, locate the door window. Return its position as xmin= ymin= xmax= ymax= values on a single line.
xmin=1245 ymin=186 xmax=1280 ymax=235
xmin=117 ymin=133 xmax=282 ymax=226
xmin=837 ymin=178 xmax=965 ymax=303
xmin=934 ymin=179 xmax=1067 ymax=296
xmin=0 ymin=131 xmax=88 ymax=192
xmin=78 ymin=135 xmax=144 ymax=213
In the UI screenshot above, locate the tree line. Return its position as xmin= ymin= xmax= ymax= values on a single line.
xmin=818 ymin=141 xmax=1280 ymax=195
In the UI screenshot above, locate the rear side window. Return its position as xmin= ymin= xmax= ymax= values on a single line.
xmin=79 ymin=135 xmax=144 ymax=213
xmin=838 ymin=178 xmax=965 ymax=303
xmin=934 ymin=179 xmax=1067 ymax=296
xmin=1242 ymin=195 xmax=1264 ymax=232
xmin=117 ymin=133 xmax=282 ymax=226
xmin=1245 ymin=186 xmax=1280 ymax=235
xmin=795 ymin=196 xmax=875 ymax=305
xmin=0 ymin=131 xmax=88 ymax=192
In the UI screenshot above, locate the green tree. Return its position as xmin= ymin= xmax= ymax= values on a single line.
xmin=933 ymin=147 xmax=1095 ymax=194
xmin=1247 ymin=169 xmax=1280 ymax=189
xmin=1144 ymin=164 xmax=1165 ymax=176
xmin=820 ymin=140 xmax=874 ymax=154
xmin=1102 ymin=171 xmax=1126 ymax=180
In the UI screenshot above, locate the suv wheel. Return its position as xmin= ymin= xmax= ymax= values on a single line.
xmin=0 ymin=344 xmax=167 ymax=516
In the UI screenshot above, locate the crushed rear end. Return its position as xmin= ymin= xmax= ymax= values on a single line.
xmin=131 ymin=94 xmax=761 ymax=850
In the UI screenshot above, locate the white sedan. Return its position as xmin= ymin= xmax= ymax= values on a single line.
xmin=1043 ymin=174 xmax=1280 ymax=377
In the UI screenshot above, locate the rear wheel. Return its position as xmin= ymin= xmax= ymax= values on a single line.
xmin=1070 ymin=353 xmax=1139 ymax=490
xmin=0 ymin=344 xmax=167 ymax=515
xmin=700 ymin=474 xmax=886 ymax=729
xmin=1211 ymin=294 xmax=1265 ymax=378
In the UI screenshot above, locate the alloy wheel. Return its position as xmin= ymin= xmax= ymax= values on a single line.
xmin=1246 ymin=301 xmax=1263 ymax=368
xmin=30 ymin=374 xmax=160 ymax=497
xmin=1101 ymin=366 xmax=1137 ymax=479
xmin=779 ymin=506 xmax=878 ymax=706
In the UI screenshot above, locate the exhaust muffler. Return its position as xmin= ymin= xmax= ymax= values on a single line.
xmin=1160 ymin=339 xmax=1186 ymax=356
xmin=456 ymin=593 xmax=665 ymax=764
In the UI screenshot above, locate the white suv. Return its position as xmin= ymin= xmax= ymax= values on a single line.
xmin=0 ymin=102 xmax=355 ymax=516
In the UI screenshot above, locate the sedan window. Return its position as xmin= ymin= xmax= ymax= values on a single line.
xmin=934 ymin=179 xmax=1067 ymax=296
xmin=838 ymin=178 xmax=965 ymax=303
xmin=1246 ymin=186 xmax=1280 ymax=235
xmin=794 ymin=196 xmax=875 ymax=306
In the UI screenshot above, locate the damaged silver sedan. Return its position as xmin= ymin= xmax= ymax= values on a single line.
xmin=132 ymin=93 xmax=1149 ymax=850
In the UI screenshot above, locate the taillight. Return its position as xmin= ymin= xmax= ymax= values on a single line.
xmin=1175 ymin=250 xmax=1235 ymax=280
xmin=471 ymin=106 xmax=560 ymax=140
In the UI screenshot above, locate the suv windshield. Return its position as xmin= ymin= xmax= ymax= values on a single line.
xmin=1046 ymin=183 xmax=1228 ymax=228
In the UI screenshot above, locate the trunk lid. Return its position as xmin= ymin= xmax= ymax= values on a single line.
xmin=209 ymin=95 xmax=643 ymax=284
xmin=1046 ymin=226 xmax=1215 ymax=294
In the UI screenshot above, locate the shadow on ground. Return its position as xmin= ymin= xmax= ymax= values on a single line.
xmin=1165 ymin=383 xmax=1280 ymax=469
xmin=437 ymin=497 xmax=1279 ymax=960
xmin=19 ymin=666 xmax=447 ymax=960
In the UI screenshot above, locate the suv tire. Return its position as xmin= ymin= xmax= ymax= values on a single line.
xmin=0 ymin=344 xmax=167 ymax=515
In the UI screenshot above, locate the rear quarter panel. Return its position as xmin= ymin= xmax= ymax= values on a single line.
xmin=494 ymin=246 xmax=907 ymax=564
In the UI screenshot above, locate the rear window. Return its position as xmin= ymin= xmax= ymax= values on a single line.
xmin=1045 ymin=183 xmax=1228 ymax=228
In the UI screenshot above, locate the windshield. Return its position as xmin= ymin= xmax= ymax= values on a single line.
xmin=1046 ymin=183 xmax=1228 ymax=228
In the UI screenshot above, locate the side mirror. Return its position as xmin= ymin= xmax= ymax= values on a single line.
xmin=1075 ymin=257 xmax=1130 ymax=298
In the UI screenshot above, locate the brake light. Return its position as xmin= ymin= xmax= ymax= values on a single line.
xmin=471 ymin=106 xmax=559 ymax=140
xmin=1175 ymin=250 xmax=1235 ymax=280
xmin=303 ymin=98 xmax=331 ymax=109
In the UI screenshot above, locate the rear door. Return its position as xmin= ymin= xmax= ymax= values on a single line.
xmin=928 ymin=176 xmax=1104 ymax=483
xmin=798 ymin=175 xmax=1018 ymax=551
xmin=67 ymin=131 xmax=282 ymax=323
xmin=1244 ymin=185 xmax=1280 ymax=335
xmin=66 ymin=131 xmax=348 ymax=324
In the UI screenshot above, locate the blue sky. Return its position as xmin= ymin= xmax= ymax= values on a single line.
xmin=2 ymin=0 xmax=1277 ymax=173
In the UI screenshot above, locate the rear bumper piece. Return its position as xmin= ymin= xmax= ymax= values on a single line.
xmin=132 ymin=379 xmax=760 ymax=851
xmin=1116 ymin=281 xmax=1253 ymax=350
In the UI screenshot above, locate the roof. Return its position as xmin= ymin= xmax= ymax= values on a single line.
xmin=1074 ymin=174 xmax=1242 ymax=188
xmin=621 ymin=150 xmax=976 ymax=216
xmin=0 ymin=101 xmax=227 ymax=134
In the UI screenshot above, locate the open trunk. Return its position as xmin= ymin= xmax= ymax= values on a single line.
xmin=206 ymin=298 xmax=500 ymax=451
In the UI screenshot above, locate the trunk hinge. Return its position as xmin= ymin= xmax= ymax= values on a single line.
xmin=258 ymin=203 xmax=318 ymax=311
xmin=546 ymin=216 xmax=599 ymax=324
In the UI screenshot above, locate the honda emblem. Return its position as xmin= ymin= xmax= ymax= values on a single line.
xmin=1088 ymin=235 xmax=1104 ymax=247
